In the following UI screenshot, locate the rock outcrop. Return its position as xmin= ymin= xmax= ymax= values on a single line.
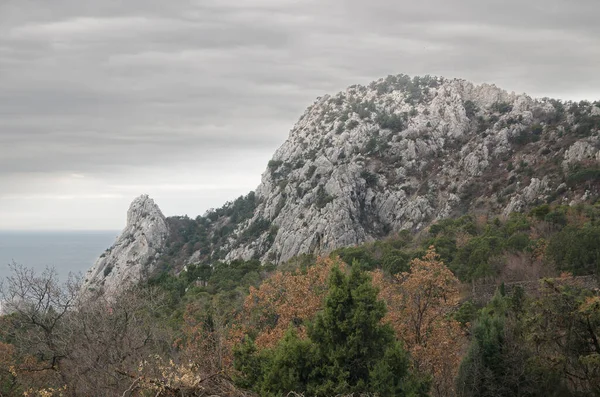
xmin=86 ymin=74 xmax=600 ymax=290
xmin=214 ymin=76 xmax=599 ymax=263
xmin=81 ymin=194 xmax=169 ymax=296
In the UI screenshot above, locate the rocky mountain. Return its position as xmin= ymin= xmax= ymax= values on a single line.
xmin=219 ymin=75 xmax=599 ymax=263
xmin=81 ymin=195 xmax=169 ymax=295
xmin=85 ymin=74 xmax=600 ymax=294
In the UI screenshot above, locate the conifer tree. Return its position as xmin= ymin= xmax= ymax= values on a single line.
xmin=234 ymin=264 xmax=425 ymax=396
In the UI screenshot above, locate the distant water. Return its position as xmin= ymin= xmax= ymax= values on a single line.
xmin=0 ymin=231 xmax=119 ymax=283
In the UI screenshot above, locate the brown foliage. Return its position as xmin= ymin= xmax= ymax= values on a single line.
xmin=499 ymin=251 xmax=552 ymax=282
xmin=373 ymin=246 xmax=466 ymax=397
xmin=232 ymin=256 xmax=346 ymax=350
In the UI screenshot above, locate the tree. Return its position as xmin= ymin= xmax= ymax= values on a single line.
xmin=525 ymin=278 xmax=600 ymax=395
xmin=546 ymin=224 xmax=600 ymax=275
xmin=234 ymin=264 xmax=425 ymax=396
xmin=374 ymin=246 xmax=465 ymax=397
xmin=64 ymin=287 xmax=172 ymax=396
xmin=456 ymin=290 xmax=566 ymax=397
xmin=233 ymin=257 xmax=344 ymax=349
xmin=0 ymin=263 xmax=173 ymax=396
xmin=0 ymin=263 xmax=79 ymax=392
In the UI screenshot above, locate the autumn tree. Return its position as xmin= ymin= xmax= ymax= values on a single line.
xmin=233 ymin=256 xmax=345 ymax=349
xmin=374 ymin=246 xmax=466 ymax=397
xmin=175 ymin=290 xmax=240 ymax=372
xmin=234 ymin=264 xmax=426 ymax=396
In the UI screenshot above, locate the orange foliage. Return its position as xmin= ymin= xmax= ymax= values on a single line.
xmin=177 ymin=302 xmax=228 ymax=372
xmin=373 ymin=246 xmax=466 ymax=397
xmin=232 ymin=256 xmax=346 ymax=349
xmin=227 ymin=248 xmax=466 ymax=396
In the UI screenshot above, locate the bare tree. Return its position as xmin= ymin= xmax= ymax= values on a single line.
xmin=64 ymin=287 xmax=172 ymax=396
xmin=0 ymin=262 xmax=79 ymax=390
xmin=0 ymin=263 xmax=174 ymax=396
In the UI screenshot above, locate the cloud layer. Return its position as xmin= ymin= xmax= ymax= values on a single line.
xmin=0 ymin=0 xmax=598 ymax=229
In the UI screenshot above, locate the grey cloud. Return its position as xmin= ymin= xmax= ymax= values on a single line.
xmin=0 ymin=0 xmax=598 ymax=228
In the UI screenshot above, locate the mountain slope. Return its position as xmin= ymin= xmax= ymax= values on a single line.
xmin=84 ymin=74 xmax=600 ymax=294
xmin=219 ymin=75 xmax=599 ymax=263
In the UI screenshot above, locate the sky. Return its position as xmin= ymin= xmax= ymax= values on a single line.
xmin=0 ymin=0 xmax=599 ymax=231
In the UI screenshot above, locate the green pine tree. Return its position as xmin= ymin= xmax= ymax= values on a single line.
xmin=456 ymin=291 xmax=567 ymax=397
xmin=234 ymin=264 xmax=426 ymax=396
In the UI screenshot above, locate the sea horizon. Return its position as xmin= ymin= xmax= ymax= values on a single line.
xmin=0 ymin=230 xmax=120 ymax=283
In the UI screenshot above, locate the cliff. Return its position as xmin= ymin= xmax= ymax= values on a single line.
xmin=81 ymin=194 xmax=169 ymax=296
xmin=85 ymin=74 xmax=600 ymax=294
xmin=218 ymin=76 xmax=599 ymax=263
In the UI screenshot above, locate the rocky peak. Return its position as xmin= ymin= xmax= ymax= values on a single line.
xmin=213 ymin=75 xmax=599 ymax=264
xmin=81 ymin=195 xmax=169 ymax=297
xmin=85 ymin=74 xmax=600 ymax=278
xmin=127 ymin=194 xmax=162 ymax=226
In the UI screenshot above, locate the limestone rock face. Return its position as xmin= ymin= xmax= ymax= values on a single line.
xmin=81 ymin=195 xmax=168 ymax=297
xmin=213 ymin=76 xmax=599 ymax=264
xmin=91 ymin=75 xmax=599 ymax=276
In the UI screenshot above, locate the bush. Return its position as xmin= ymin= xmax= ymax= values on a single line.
xmin=381 ymin=249 xmax=410 ymax=275
xmin=464 ymin=100 xmax=478 ymax=118
xmin=360 ymin=170 xmax=378 ymax=188
xmin=567 ymin=167 xmax=600 ymax=187
xmin=491 ymin=101 xmax=513 ymax=114
xmin=333 ymin=246 xmax=377 ymax=271
xmin=530 ymin=204 xmax=551 ymax=220
xmin=546 ymin=225 xmax=600 ymax=275
xmin=347 ymin=120 xmax=360 ymax=130
xmin=305 ymin=165 xmax=317 ymax=179
xmin=314 ymin=185 xmax=334 ymax=209
xmin=376 ymin=112 xmax=405 ymax=133
xmin=506 ymin=233 xmax=530 ymax=252
xmin=267 ymin=159 xmax=283 ymax=172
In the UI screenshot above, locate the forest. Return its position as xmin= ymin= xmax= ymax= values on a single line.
xmin=0 ymin=203 xmax=599 ymax=396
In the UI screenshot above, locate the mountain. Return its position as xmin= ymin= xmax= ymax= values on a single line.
xmin=82 ymin=74 xmax=600 ymax=295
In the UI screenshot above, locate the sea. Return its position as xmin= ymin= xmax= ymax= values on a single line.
xmin=0 ymin=231 xmax=119 ymax=283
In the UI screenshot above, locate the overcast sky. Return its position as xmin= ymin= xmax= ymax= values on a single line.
xmin=0 ymin=0 xmax=598 ymax=230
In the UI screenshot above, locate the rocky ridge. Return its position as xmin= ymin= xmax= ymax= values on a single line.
xmin=85 ymin=74 xmax=600 ymax=294
xmin=81 ymin=194 xmax=169 ymax=295
xmin=216 ymin=76 xmax=599 ymax=263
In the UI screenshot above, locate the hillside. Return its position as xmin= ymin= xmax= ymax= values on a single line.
xmin=82 ymin=74 xmax=600 ymax=294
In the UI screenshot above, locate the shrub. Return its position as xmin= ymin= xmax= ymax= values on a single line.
xmin=314 ymin=185 xmax=334 ymax=209
xmin=491 ymin=101 xmax=513 ymax=114
xmin=305 ymin=165 xmax=317 ymax=179
xmin=376 ymin=112 xmax=405 ymax=133
xmin=464 ymin=100 xmax=478 ymax=118
xmin=333 ymin=246 xmax=377 ymax=271
xmin=267 ymin=159 xmax=283 ymax=172
xmin=361 ymin=170 xmax=378 ymax=188
xmin=567 ymin=167 xmax=600 ymax=187
xmin=347 ymin=120 xmax=360 ymax=130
